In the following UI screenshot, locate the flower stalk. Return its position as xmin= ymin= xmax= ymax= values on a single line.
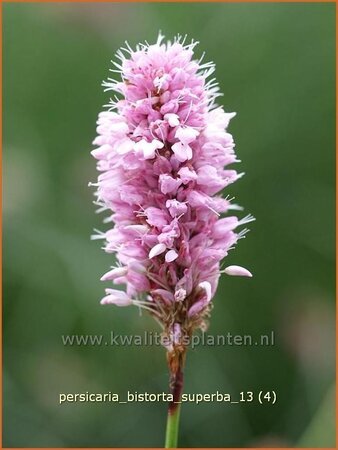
xmin=165 ymin=405 xmax=181 ymax=449
xmin=165 ymin=350 xmax=185 ymax=448
xmin=90 ymin=33 xmax=254 ymax=448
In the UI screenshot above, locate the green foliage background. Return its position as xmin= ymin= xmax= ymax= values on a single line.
xmin=3 ymin=3 xmax=335 ymax=447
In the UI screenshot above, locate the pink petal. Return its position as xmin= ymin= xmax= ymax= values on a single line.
xmin=178 ymin=166 xmax=198 ymax=184
xmin=159 ymin=174 xmax=182 ymax=195
xmin=198 ymin=281 xmax=212 ymax=302
xmin=165 ymin=249 xmax=178 ymax=263
xmin=134 ymin=139 xmax=164 ymax=159
xmin=149 ymin=243 xmax=166 ymax=259
xmin=224 ymin=265 xmax=253 ymax=277
xmin=145 ymin=207 xmax=168 ymax=228
xmin=172 ymin=142 xmax=192 ymax=162
xmin=188 ymin=300 xmax=205 ymax=317
xmin=175 ymin=126 xmax=199 ymax=144
xmin=164 ymin=113 xmax=180 ymax=127
xmin=166 ymin=199 xmax=188 ymax=217
xmin=100 ymin=289 xmax=131 ymax=306
xmin=151 ymin=288 xmax=175 ymax=304
xmin=100 ymin=267 xmax=128 ymax=281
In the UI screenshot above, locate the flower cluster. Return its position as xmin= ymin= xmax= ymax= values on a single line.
xmin=91 ymin=34 xmax=254 ymax=355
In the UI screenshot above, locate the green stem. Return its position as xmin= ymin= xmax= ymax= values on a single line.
xmin=165 ymin=401 xmax=182 ymax=448
xmin=165 ymin=352 xmax=185 ymax=448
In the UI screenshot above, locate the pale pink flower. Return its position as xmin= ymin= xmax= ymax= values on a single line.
xmin=224 ymin=265 xmax=253 ymax=277
xmin=91 ymin=34 xmax=254 ymax=353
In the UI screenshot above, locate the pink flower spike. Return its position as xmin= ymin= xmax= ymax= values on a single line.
xmin=91 ymin=36 xmax=255 ymax=442
xmin=91 ymin=32 xmax=254 ymax=357
xmin=224 ymin=265 xmax=253 ymax=277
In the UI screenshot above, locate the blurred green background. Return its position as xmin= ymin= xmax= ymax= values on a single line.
xmin=3 ymin=2 xmax=335 ymax=448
